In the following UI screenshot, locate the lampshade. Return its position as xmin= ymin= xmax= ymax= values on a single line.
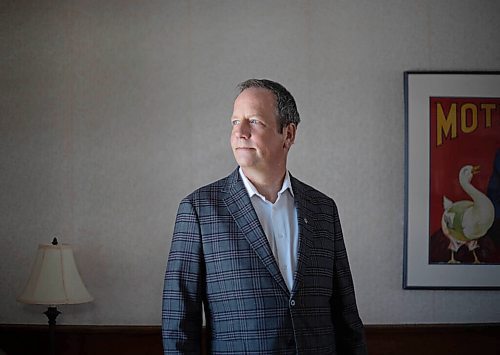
xmin=18 ymin=242 xmax=93 ymax=305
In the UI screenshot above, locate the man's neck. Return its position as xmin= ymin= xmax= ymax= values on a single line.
xmin=241 ymin=167 xmax=286 ymax=203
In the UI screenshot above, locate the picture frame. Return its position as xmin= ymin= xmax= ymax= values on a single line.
xmin=403 ymin=71 xmax=500 ymax=289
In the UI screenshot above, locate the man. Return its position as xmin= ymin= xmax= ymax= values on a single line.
xmin=162 ymin=79 xmax=367 ymax=354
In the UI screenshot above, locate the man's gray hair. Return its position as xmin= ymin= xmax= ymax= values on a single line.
xmin=237 ymin=79 xmax=300 ymax=132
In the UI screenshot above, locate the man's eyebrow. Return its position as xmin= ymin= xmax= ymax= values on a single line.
xmin=231 ymin=113 xmax=260 ymax=119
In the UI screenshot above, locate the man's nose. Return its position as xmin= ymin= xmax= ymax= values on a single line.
xmin=235 ymin=120 xmax=251 ymax=139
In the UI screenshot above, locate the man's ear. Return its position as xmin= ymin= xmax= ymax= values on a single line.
xmin=283 ymin=123 xmax=297 ymax=150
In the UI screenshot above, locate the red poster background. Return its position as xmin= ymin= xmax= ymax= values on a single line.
xmin=429 ymin=97 xmax=500 ymax=263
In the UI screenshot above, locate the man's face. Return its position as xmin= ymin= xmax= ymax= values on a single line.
xmin=230 ymin=87 xmax=292 ymax=174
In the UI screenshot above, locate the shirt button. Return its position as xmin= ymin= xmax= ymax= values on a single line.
xmin=290 ymin=299 xmax=296 ymax=307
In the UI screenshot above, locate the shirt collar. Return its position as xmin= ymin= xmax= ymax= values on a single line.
xmin=238 ymin=167 xmax=294 ymax=202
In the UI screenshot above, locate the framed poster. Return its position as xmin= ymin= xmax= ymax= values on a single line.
xmin=404 ymin=71 xmax=500 ymax=289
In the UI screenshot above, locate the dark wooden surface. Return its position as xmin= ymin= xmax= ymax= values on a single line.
xmin=1 ymin=323 xmax=499 ymax=355
xmin=364 ymin=323 xmax=500 ymax=355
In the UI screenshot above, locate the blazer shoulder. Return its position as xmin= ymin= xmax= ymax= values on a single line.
xmin=291 ymin=175 xmax=337 ymax=207
xmin=183 ymin=169 xmax=238 ymax=203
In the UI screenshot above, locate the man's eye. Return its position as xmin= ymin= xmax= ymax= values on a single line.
xmin=231 ymin=120 xmax=240 ymax=126
xmin=250 ymin=119 xmax=259 ymax=125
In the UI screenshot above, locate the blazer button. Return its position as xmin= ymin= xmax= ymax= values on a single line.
xmin=290 ymin=299 xmax=296 ymax=307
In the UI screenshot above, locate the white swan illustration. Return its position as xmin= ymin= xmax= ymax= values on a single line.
xmin=441 ymin=165 xmax=495 ymax=264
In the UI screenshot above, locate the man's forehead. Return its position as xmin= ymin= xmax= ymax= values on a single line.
xmin=238 ymin=86 xmax=274 ymax=97
xmin=231 ymin=87 xmax=280 ymax=127
xmin=234 ymin=88 xmax=276 ymax=108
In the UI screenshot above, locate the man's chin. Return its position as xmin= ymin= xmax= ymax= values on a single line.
xmin=234 ymin=151 xmax=256 ymax=163
xmin=234 ymin=156 xmax=256 ymax=168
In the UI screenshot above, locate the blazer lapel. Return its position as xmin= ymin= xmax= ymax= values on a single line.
xmin=222 ymin=169 xmax=289 ymax=294
xmin=290 ymin=175 xmax=315 ymax=295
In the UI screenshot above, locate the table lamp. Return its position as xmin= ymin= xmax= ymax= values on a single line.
xmin=18 ymin=237 xmax=93 ymax=355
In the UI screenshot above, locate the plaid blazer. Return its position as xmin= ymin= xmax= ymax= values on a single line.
xmin=162 ymin=169 xmax=367 ymax=354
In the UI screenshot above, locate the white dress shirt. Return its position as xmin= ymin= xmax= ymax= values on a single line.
xmin=239 ymin=168 xmax=299 ymax=291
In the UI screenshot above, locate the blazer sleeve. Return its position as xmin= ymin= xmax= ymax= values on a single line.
xmin=330 ymin=201 xmax=368 ymax=355
xmin=162 ymin=197 xmax=205 ymax=354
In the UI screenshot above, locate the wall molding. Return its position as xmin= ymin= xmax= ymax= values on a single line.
xmin=1 ymin=323 xmax=499 ymax=355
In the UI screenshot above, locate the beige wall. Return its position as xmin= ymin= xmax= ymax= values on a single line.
xmin=2 ymin=0 xmax=500 ymax=325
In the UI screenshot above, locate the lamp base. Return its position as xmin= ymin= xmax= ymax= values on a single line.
xmin=44 ymin=306 xmax=61 ymax=326
xmin=44 ymin=306 xmax=61 ymax=355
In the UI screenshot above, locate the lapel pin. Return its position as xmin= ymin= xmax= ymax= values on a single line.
xmin=304 ymin=217 xmax=308 ymax=224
